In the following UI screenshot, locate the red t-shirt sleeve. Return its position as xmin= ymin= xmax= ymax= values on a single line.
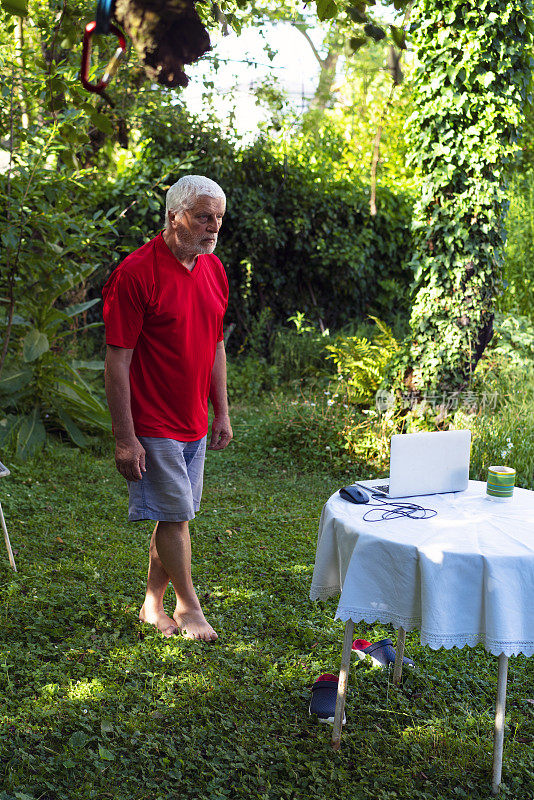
xmin=102 ymin=268 xmax=148 ymax=349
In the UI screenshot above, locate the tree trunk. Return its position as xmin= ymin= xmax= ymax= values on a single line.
xmin=294 ymin=24 xmax=344 ymax=116
xmin=309 ymin=46 xmax=341 ymax=112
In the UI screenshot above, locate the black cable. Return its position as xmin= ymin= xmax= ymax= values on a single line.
xmin=361 ymin=492 xmax=437 ymax=522
xmin=338 ymin=489 xmax=437 ymax=522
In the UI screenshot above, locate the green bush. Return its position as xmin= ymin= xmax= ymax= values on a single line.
xmin=298 ymin=312 xmax=534 ymax=481
xmin=271 ymin=313 xmax=334 ymax=384
xmin=95 ymin=106 xmax=414 ymax=351
xmin=0 ymin=263 xmax=110 ymax=459
xmin=226 ymin=356 xmax=280 ymax=401
xmin=260 ymin=389 xmax=360 ymax=476
xmin=490 ymin=311 xmax=534 ymax=363
xmin=466 ymin=400 xmax=534 ymax=490
xmin=0 ymin=142 xmax=114 ymax=458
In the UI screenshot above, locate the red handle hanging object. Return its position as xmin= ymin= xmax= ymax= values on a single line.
xmin=80 ymin=21 xmax=126 ymax=94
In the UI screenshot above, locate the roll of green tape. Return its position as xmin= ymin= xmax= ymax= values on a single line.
xmin=486 ymin=465 xmax=516 ymax=502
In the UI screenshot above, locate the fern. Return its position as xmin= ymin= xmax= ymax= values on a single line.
xmin=325 ymin=317 xmax=399 ymax=404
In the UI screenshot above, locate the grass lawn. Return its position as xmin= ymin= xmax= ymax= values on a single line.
xmin=0 ymin=401 xmax=533 ymax=800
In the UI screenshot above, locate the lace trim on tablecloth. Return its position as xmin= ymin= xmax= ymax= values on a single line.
xmin=335 ymin=607 xmax=421 ymax=631
xmin=334 ymin=606 xmax=534 ymax=657
xmin=309 ymin=585 xmax=341 ymax=602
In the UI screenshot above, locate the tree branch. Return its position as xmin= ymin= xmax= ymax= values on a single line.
xmin=292 ymin=22 xmax=325 ymax=67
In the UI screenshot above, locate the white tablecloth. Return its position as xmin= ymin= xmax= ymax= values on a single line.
xmin=310 ymin=481 xmax=534 ymax=656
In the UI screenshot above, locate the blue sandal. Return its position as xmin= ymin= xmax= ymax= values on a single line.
xmin=309 ymin=674 xmax=346 ymax=725
xmin=353 ymin=638 xmax=415 ymax=669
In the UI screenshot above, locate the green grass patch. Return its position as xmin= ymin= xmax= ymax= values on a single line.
xmin=0 ymin=402 xmax=533 ymax=799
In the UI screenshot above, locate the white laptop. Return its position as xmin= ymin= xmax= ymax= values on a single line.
xmin=356 ymin=430 xmax=471 ymax=498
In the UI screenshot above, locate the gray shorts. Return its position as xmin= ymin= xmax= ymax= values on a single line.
xmin=128 ymin=436 xmax=206 ymax=523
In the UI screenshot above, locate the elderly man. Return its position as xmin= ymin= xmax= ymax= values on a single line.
xmin=102 ymin=175 xmax=232 ymax=642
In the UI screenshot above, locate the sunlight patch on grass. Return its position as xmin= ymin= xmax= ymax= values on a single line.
xmin=287 ymin=564 xmax=313 ymax=574
xmin=66 ymin=678 xmax=107 ymax=701
xmin=401 ymin=719 xmax=489 ymax=760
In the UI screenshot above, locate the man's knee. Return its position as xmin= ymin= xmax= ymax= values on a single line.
xmin=156 ymin=520 xmax=190 ymax=538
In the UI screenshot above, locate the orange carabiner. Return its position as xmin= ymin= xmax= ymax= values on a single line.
xmin=80 ymin=20 xmax=126 ymax=94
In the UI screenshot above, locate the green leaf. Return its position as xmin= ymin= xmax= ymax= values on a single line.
xmin=390 ymin=25 xmax=406 ymax=49
xmin=63 ymin=298 xmax=101 ymax=318
xmin=0 ymin=367 xmax=32 ymax=395
xmin=23 ymin=329 xmax=50 ymax=363
xmin=56 ymin=322 xmax=103 ymax=338
xmin=54 ymin=377 xmax=111 ymax=431
xmin=2 ymin=228 xmax=19 ymax=250
xmin=57 ymin=408 xmax=88 ymax=447
xmin=90 ymin=112 xmax=115 ymax=136
xmin=0 ymin=415 xmax=21 ymax=447
xmin=60 ymin=362 xmax=105 ymax=399
xmin=349 ymin=36 xmax=368 ymax=53
xmin=47 ymin=242 xmax=64 ymax=255
xmin=11 ymin=314 xmax=31 ymax=327
xmin=364 ymin=23 xmax=386 ymax=42
xmin=45 ymin=264 xmax=97 ymax=306
xmin=16 ymin=409 xmax=46 ymax=460
xmin=68 ymin=731 xmax=90 ymax=749
xmin=316 ymin=0 xmax=338 ymax=21
xmin=98 ymin=746 xmax=115 ymax=761
xmin=70 ymin=360 xmax=105 ymax=371
xmin=1 ymin=0 xmax=28 ymax=17
xmin=347 ymin=6 xmax=367 ymax=23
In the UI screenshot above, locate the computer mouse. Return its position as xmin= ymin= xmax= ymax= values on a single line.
xmin=339 ymin=485 xmax=369 ymax=504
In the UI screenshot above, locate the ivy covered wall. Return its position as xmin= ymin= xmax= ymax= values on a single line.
xmin=404 ymin=0 xmax=533 ymax=390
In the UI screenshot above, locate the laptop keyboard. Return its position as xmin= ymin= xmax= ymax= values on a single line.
xmin=371 ymin=484 xmax=390 ymax=493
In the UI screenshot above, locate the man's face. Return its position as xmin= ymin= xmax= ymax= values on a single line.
xmin=169 ymin=195 xmax=225 ymax=257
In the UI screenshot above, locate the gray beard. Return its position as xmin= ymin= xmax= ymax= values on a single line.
xmin=196 ymin=240 xmax=217 ymax=255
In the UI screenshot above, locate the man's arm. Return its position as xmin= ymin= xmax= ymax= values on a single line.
xmin=105 ymin=345 xmax=146 ymax=480
xmin=208 ymin=340 xmax=233 ymax=451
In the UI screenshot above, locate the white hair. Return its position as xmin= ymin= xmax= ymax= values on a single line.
xmin=165 ymin=175 xmax=226 ymax=226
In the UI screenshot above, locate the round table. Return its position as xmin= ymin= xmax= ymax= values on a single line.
xmin=309 ymin=480 xmax=534 ymax=793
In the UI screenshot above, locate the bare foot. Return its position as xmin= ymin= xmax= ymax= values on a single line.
xmin=139 ymin=604 xmax=179 ymax=638
xmin=173 ymin=607 xmax=218 ymax=643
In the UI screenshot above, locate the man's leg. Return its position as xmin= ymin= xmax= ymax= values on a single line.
xmin=140 ymin=520 xmax=217 ymax=642
xmin=139 ymin=524 xmax=178 ymax=637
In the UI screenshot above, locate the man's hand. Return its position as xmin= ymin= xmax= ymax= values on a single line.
xmin=208 ymin=414 xmax=233 ymax=451
xmin=115 ymin=437 xmax=146 ymax=481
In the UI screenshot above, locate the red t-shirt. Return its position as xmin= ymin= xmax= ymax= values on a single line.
xmin=102 ymin=233 xmax=228 ymax=441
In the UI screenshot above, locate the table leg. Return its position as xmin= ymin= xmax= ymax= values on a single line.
xmin=393 ymin=627 xmax=406 ymax=685
xmin=0 ymin=501 xmax=17 ymax=572
xmin=491 ymin=653 xmax=508 ymax=795
xmin=332 ymin=618 xmax=354 ymax=750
